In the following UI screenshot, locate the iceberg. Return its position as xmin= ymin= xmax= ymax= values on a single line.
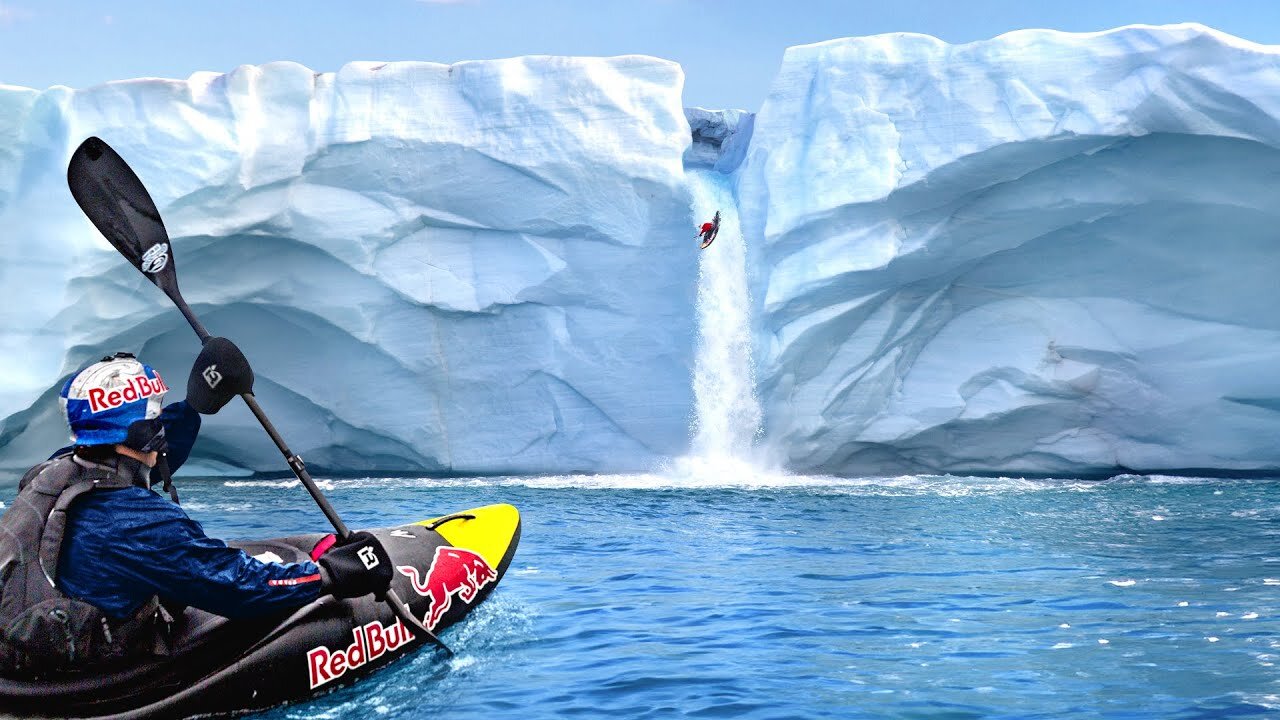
xmin=0 ymin=57 xmax=697 ymax=475
xmin=737 ymin=23 xmax=1280 ymax=475
xmin=3 ymin=23 xmax=1280 ymax=479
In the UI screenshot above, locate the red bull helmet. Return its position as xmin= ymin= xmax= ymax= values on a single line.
xmin=60 ymin=352 xmax=169 ymax=449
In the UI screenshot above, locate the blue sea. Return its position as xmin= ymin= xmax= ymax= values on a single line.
xmin=177 ymin=472 xmax=1280 ymax=719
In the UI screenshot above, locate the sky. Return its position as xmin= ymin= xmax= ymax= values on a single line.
xmin=3 ymin=0 xmax=1280 ymax=111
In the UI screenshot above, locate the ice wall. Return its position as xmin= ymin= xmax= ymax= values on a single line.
xmin=0 ymin=57 xmax=697 ymax=476
xmin=737 ymin=24 xmax=1280 ymax=475
xmin=6 ymin=23 xmax=1280 ymax=480
xmin=683 ymin=107 xmax=754 ymax=173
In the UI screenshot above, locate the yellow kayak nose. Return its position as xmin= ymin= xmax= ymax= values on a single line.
xmin=414 ymin=503 xmax=522 ymax=579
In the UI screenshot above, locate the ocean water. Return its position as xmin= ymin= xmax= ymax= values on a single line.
xmin=176 ymin=471 xmax=1280 ymax=719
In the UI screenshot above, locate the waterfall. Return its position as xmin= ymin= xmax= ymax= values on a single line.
xmin=682 ymin=169 xmax=764 ymax=474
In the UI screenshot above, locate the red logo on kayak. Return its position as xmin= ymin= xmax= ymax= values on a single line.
xmin=87 ymin=373 xmax=168 ymax=413
xmin=398 ymin=547 xmax=497 ymax=630
xmin=305 ymin=618 xmax=416 ymax=690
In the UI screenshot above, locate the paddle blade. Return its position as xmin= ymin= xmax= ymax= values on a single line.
xmin=67 ymin=136 xmax=181 ymax=299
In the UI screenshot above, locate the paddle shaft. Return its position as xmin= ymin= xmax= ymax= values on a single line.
xmin=168 ymin=265 xmax=448 ymax=654
xmin=66 ymin=137 xmax=449 ymax=654
xmin=241 ymin=392 xmax=351 ymax=535
xmin=162 ymin=293 xmax=351 ymax=533
xmin=171 ymin=294 xmax=212 ymax=343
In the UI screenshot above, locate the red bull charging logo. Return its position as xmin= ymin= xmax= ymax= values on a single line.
xmin=398 ymin=547 xmax=498 ymax=630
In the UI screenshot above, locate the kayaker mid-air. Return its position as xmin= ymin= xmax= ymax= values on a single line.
xmin=0 ymin=349 xmax=393 ymax=675
xmin=697 ymin=210 xmax=721 ymax=249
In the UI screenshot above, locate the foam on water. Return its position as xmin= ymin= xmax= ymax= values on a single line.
xmin=223 ymin=479 xmax=331 ymax=490
xmin=211 ymin=472 xmax=1258 ymax=494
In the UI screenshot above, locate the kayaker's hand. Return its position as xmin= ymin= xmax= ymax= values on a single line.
xmin=185 ymin=336 xmax=254 ymax=414
xmin=318 ymin=531 xmax=393 ymax=599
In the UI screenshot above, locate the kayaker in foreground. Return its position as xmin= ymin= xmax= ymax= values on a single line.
xmin=0 ymin=349 xmax=393 ymax=676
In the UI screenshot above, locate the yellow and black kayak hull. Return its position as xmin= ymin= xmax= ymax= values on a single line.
xmin=0 ymin=504 xmax=521 ymax=719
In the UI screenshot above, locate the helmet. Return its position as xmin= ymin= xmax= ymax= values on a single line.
xmin=60 ymin=352 xmax=169 ymax=448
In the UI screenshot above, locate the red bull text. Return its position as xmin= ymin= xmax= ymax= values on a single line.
xmin=398 ymin=546 xmax=498 ymax=629
xmin=87 ymin=373 xmax=168 ymax=413
xmin=306 ymin=618 xmax=415 ymax=690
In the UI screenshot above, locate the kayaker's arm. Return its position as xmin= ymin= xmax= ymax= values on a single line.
xmin=119 ymin=519 xmax=394 ymax=615
xmin=61 ymin=488 xmax=395 ymax=623
xmin=91 ymin=494 xmax=325 ymax=619
xmin=157 ymin=400 xmax=201 ymax=472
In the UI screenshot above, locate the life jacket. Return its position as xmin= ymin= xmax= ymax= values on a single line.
xmin=0 ymin=453 xmax=171 ymax=677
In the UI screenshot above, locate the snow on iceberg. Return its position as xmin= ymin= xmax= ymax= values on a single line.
xmin=0 ymin=57 xmax=697 ymax=476
xmin=738 ymin=24 xmax=1280 ymax=475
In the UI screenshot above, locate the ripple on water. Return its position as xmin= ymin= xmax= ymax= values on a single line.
xmin=186 ymin=474 xmax=1280 ymax=719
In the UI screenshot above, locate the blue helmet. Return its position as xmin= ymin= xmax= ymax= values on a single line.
xmin=60 ymin=352 xmax=169 ymax=447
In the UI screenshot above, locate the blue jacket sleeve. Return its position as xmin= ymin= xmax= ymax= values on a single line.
xmin=158 ymin=400 xmax=200 ymax=472
xmin=97 ymin=492 xmax=324 ymax=619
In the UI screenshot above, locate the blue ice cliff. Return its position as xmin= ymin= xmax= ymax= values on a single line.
xmin=2 ymin=24 xmax=1279 ymax=478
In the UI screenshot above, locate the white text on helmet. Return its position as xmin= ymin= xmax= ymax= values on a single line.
xmin=87 ymin=373 xmax=169 ymax=413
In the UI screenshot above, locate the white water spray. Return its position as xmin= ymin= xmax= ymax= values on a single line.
xmin=674 ymin=170 xmax=771 ymax=481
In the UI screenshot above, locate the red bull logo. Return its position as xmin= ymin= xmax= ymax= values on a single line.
xmin=306 ymin=618 xmax=416 ymax=690
xmin=398 ymin=546 xmax=498 ymax=630
xmin=87 ymin=373 xmax=168 ymax=413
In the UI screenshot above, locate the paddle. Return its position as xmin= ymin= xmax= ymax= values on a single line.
xmin=65 ymin=136 xmax=452 ymax=656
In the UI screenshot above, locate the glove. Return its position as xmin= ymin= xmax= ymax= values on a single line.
xmin=186 ymin=337 xmax=254 ymax=414
xmin=317 ymin=531 xmax=393 ymax=599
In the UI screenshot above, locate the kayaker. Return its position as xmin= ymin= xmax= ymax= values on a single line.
xmin=697 ymin=210 xmax=721 ymax=248
xmin=0 ymin=349 xmax=393 ymax=676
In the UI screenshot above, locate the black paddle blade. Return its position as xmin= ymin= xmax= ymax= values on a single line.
xmin=67 ymin=136 xmax=181 ymax=300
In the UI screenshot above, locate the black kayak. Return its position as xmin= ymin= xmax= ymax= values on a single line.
xmin=0 ymin=504 xmax=520 ymax=719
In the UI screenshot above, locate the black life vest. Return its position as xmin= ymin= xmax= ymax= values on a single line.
xmin=0 ymin=454 xmax=169 ymax=676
